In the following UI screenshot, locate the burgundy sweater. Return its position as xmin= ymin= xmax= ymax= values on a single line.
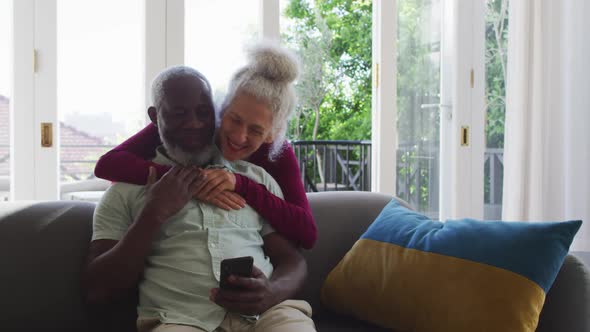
xmin=94 ymin=123 xmax=317 ymax=249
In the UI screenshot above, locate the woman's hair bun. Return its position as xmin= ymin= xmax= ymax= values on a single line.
xmin=247 ymin=41 xmax=299 ymax=83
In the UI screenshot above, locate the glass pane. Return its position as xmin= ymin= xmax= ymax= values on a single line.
xmin=397 ymin=0 xmax=441 ymax=218
xmin=185 ymin=0 xmax=260 ymax=104
xmin=281 ymin=0 xmax=373 ymax=193
xmin=58 ymin=0 xmax=144 ymax=200
xmin=484 ymin=0 xmax=508 ymax=219
xmin=0 ymin=0 xmax=12 ymax=201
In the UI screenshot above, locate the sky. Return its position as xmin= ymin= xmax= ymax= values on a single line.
xmin=0 ymin=0 xmax=263 ymax=141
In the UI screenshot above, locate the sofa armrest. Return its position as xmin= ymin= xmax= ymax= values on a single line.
xmin=536 ymin=253 xmax=590 ymax=332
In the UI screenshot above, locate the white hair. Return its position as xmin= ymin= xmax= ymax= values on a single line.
xmin=220 ymin=40 xmax=300 ymax=160
xmin=151 ymin=65 xmax=213 ymax=109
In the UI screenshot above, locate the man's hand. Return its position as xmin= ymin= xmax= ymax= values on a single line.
xmin=142 ymin=166 xmax=204 ymax=222
xmin=209 ymin=265 xmax=279 ymax=316
xmin=193 ymin=168 xmax=245 ymax=210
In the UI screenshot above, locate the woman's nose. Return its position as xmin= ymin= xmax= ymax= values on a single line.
xmin=231 ymin=125 xmax=248 ymax=144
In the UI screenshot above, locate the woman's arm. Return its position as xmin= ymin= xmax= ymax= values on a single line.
xmin=94 ymin=123 xmax=170 ymax=185
xmin=237 ymin=142 xmax=318 ymax=249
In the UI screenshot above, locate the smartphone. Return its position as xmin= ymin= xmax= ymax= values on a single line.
xmin=220 ymin=256 xmax=254 ymax=290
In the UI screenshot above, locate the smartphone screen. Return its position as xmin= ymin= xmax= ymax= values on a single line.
xmin=220 ymin=256 xmax=254 ymax=290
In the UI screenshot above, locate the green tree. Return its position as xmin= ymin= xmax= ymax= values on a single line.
xmin=485 ymin=0 xmax=508 ymax=149
xmin=283 ymin=0 xmax=372 ymax=142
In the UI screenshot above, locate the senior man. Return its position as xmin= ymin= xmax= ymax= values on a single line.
xmin=83 ymin=66 xmax=315 ymax=332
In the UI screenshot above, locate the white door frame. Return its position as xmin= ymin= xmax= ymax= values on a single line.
xmin=12 ymin=0 xmax=59 ymax=200
xmin=440 ymin=0 xmax=485 ymax=219
xmin=144 ymin=0 xmax=184 ymax=110
xmin=371 ymin=0 xmax=397 ymax=195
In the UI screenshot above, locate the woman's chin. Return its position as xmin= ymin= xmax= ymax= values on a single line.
xmin=222 ymin=151 xmax=241 ymax=161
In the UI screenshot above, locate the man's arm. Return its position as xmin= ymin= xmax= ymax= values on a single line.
xmin=263 ymin=232 xmax=307 ymax=301
xmin=83 ymin=211 xmax=163 ymax=304
xmin=210 ymin=232 xmax=307 ymax=315
xmin=83 ymin=166 xmax=204 ymax=304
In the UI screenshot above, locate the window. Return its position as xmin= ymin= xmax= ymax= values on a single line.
xmin=281 ymin=0 xmax=373 ymax=192
xmin=484 ymin=0 xmax=508 ymax=219
xmin=57 ymin=0 xmax=143 ymax=197
xmin=184 ymin=0 xmax=260 ymax=104
xmin=0 ymin=0 xmax=12 ymax=201
xmin=396 ymin=0 xmax=441 ymax=218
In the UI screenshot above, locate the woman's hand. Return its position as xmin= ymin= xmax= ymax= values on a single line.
xmin=193 ymin=168 xmax=245 ymax=210
xmin=207 ymin=191 xmax=246 ymax=211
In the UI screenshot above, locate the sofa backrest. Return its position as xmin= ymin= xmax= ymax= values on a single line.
xmin=297 ymin=191 xmax=406 ymax=315
xmin=0 ymin=201 xmax=95 ymax=331
xmin=0 ymin=194 xmax=588 ymax=332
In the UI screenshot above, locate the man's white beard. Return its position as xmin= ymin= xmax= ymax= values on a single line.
xmin=157 ymin=115 xmax=216 ymax=167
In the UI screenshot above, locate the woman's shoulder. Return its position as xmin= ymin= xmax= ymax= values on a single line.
xmin=248 ymin=141 xmax=293 ymax=164
xmin=248 ymin=142 xmax=272 ymax=162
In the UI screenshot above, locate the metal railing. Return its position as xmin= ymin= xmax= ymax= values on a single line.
xmin=291 ymin=140 xmax=372 ymax=192
xmin=291 ymin=140 xmax=504 ymax=218
xmin=0 ymin=142 xmax=505 ymax=217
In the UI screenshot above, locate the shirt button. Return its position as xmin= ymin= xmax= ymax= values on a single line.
xmin=210 ymin=243 xmax=216 ymax=248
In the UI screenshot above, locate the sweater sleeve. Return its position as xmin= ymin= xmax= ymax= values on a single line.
xmin=93 ymin=123 xmax=170 ymax=185
xmin=235 ymin=142 xmax=318 ymax=249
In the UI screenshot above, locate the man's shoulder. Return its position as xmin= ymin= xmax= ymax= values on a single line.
xmin=100 ymin=182 xmax=145 ymax=205
xmin=230 ymin=160 xmax=271 ymax=180
xmin=229 ymin=160 xmax=282 ymax=196
xmin=106 ymin=181 xmax=144 ymax=194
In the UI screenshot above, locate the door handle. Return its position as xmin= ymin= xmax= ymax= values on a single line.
xmin=41 ymin=123 xmax=53 ymax=147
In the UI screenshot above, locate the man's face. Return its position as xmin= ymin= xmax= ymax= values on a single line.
xmin=153 ymin=76 xmax=215 ymax=154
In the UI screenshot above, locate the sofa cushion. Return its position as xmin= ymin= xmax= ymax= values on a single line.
xmin=298 ymin=191 xmax=408 ymax=315
xmin=321 ymin=199 xmax=582 ymax=332
xmin=313 ymin=312 xmax=391 ymax=332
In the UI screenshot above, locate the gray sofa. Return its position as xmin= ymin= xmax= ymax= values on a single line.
xmin=0 ymin=191 xmax=588 ymax=331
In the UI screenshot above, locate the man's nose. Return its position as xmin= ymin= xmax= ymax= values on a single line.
xmin=182 ymin=111 xmax=205 ymax=129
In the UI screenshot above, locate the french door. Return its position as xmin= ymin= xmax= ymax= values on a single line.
xmin=8 ymin=0 xmax=505 ymax=219
xmin=375 ymin=0 xmax=504 ymax=221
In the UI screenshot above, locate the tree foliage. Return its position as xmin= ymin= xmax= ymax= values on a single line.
xmin=485 ymin=0 xmax=508 ymax=148
xmin=282 ymin=0 xmax=507 ymax=149
xmin=283 ymin=0 xmax=372 ymax=141
xmin=282 ymin=0 xmax=508 ymax=210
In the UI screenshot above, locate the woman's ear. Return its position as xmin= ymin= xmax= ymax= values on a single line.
xmin=147 ymin=107 xmax=158 ymax=126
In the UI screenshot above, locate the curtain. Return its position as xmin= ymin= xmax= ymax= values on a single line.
xmin=502 ymin=0 xmax=590 ymax=251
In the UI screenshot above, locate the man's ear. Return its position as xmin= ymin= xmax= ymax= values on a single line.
xmin=147 ymin=107 xmax=158 ymax=126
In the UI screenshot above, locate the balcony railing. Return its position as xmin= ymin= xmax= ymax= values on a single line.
xmin=291 ymin=140 xmax=372 ymax=192
xmin=0 ymin=142 xmax=505 ymax=219
xmin=292 ymin=140 xmax=504 ymax=219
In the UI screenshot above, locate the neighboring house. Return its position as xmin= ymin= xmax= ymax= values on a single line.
xmin=0 ymin=95 xmax=111 ymax=182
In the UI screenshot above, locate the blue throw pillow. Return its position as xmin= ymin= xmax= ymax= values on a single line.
xmin=321 ymin=199 xmax=582 ymax=332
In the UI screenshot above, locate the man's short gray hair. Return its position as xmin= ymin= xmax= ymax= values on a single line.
xmin=151 ymin=65 xmax=213 ymax=109
xmin=220 ymin=41 xmax=300 ymax=160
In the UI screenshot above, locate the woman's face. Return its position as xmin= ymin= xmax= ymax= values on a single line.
xmin=218 ymin=92 xmax=274 ymax=161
